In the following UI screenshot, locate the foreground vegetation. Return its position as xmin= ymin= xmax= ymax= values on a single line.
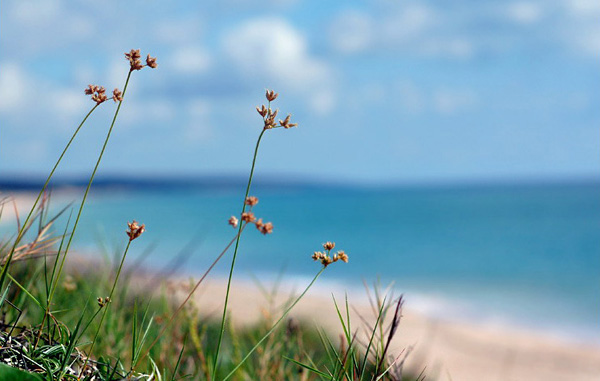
xmin=0 ymin=50 xmax=416 ymax=380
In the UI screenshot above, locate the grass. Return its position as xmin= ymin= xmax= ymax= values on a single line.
xmin=0 ymin=50 xmax=419 ymax=380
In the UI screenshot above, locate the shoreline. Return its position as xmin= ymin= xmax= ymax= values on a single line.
xmin=169 ymin=276 xmax=600 ymax=381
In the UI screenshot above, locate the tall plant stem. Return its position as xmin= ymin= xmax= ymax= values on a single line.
xmin=49 ymin=70 xmax=133 ymax=307
xmin=223 ymin=267 xmax=326 ymax=380
xmin=0 ymin=104 xmax=99 ymax=291
xmin=79 ymin=239 xmax=133 ymax=378
xmin=212 ymin=129 xmax=266 ymax=377
xmin=136 ymin=223 xmax=247 ymax=367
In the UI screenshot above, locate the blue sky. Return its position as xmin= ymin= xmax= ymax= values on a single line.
xmin=1 ymin=0 xmax=598 ymax=184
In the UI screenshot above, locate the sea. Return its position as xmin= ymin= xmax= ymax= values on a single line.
xmin=2 ymin=179 xmax=599 ymax=345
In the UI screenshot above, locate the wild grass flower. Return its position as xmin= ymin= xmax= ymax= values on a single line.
xmin=245 ymin=196 xmax=259 ymax=206
xmin=112 ymin=88 xmax=123 ymax=102
xmin=265 ymin=89 xmax=278 ymax=101
xmin=146 ymin=54 xmax=158 ymax=68
xmin=323 ymin=241 xmax=335 ymax=251
xmin=126 ymin=220 xmax=146 ymax=241
xmin=228 ymin=216 xmax=239 ymax=228
xmin=312 ymin=242 xmax=348 ymax=267
xmin=85 ymin=85 xmax=107 ymax=104
xmin=241 ymin=211 xmax=256 ymax=222
xmin=213 ymin=89 xmax=298 ymax=376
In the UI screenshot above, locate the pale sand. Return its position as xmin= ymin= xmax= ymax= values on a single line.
xmin=164 ymin=277 xmax=600 ymax=381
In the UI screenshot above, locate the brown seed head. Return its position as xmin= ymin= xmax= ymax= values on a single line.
xmin=228 ymin=216 xmax=239 ymax=228
xmin=264 ymin=113 xmax=278 ymax=130
xmin=112 ymin=88 xmax=123 ymax=102
xmin=259 ymin=222 xmax=273 ymax=235
xmin=125 ymin=49 xmax=141 ymax=61
xmin=146 ymin=54 xmax=158 ymax=69
xmin=86 ymin=85 xmax=108 ymax=104
xmin=126 ymin=220 xmax=146 ymax=241
xmin=336 ymin=250 xmax=349 ymax=263
xmin=312 ymin=251 xmax=325 ymax=261
xmin=256 ymin=105 xmax=268 ymax=117
xmin=125 ymin=49 xmax=143 ymax=71
xmin=97 ymin=297 xmax=106 ymax=308
xmin=279 ymin=114 xmax=298 ymax=128
xmin=245 ymin=196 xmax=259 ymax=207
xmin=241 ymin=212 xmax=256 ymax=223
xmin=131 ymin=59 xmax=144 ymax=71
xmin=91 ymin=92 xmax=107 ymax=104
xmin=266 ymin=89 xmax=278 ymax=102
xmin=323 ymin=242 xmax=335 ymax=251
xmin=321 ymin=255 xmax=334 ymax=267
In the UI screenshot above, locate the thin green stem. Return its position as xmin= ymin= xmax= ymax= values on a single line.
xmin=212 ymin=129 xmax=266 ymax=378
xmin=223 ymin=267 xmax=326 ymax=380
xmin=79 ymin=239 xmax=132 ymax=378
xmin=136 ymin=223 xmax=247 ymax=368
xmin=48 ymin=70 xmax=133 ymax=307
xmin=0 ymin=104 xmax=99 ymax=291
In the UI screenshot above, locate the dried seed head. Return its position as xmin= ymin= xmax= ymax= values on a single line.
xmin=125 ymin=49 xmax=143 ymax=71
xmin=228 ymin=216 xmax=239 ymax=228
xmin=245 ymin=196 xmax=259 ymax=207
xmin=256 ymin=105 xmax=268 ymax=117
xmin=126 ymin=220 xmax=146 ymax=241
xmin=312 ymin=251 xmax=325 ymax=261
xmin=125 ymin=49 xmax=141 ymax=61
xmin=265 ymin=89 xmax=278 ymax=102
xmin=112 ymin=88 xmax=123 ymax=102
xmin=146 ymin=54 xmax=158 ymax=69
xmin=321 ymin=255 xmax=334 ymax=267
xmin=131 ymin=59 xmax=144 ymax=71
xmin=264 ymin=114 xmax=277 ymax=130
xmin=336 ymin=250 xmax=349 ymax=263
xmin=259 ymin=222 xmax=273 ymax=235
xmin=279 ymin=114 xmax=298 ymax=129
xmin=86 ymin=85 xmax=108 ymax=104
xmin=241 ymin=212 xmax=256 ymax=223
xmin=312 ymin=244 xmax=347 ymax=267
xmin=97 ymin=297 xmax=106 ymax=308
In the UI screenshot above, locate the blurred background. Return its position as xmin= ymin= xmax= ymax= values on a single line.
xmin=1 ymin=0 xmax=599 ymax=347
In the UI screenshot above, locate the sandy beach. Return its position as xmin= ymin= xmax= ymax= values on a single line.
xmin=167 ymin=277 xmax=600 ymax=381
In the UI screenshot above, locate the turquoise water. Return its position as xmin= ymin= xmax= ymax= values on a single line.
xmin=6 ymin=181 xmax=600 ymax=342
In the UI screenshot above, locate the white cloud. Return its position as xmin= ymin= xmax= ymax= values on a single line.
xmin=329 ymin=10 xmax=373 ymax=53
xmin=222 ymin=17 xmax=330 ymax=89
xmin=567 ymin=0 xmax=600 ymax=14
xmin=507 ymin=2 xmax=543 ymax=24
xmin=119 ymin=99 xmax=176 ymax=126
xmin=52 ymin=88 xmax=88 ymax=121
xmin=328 ymin=4 xmax=473 ymax=59
xmin=170 ymin=46 xmax=212 ymax=74
xmin=184 ymin=98 xmax=212 ymax=143
xmin=222 ymin=17 xmax=337 ymax=115
xmin=0 ymin=63 xmax=29 ymax=112
xmin=381 ymin=4 xmax=436 ymax=43
xmin=11 ymin=1 xmax=61 ymax=23
xmin=433 ymin=89 xmax=477 ymax=114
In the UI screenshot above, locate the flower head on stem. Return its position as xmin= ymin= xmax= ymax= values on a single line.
xmin=312 ymin=242 xmax=348 ymax=268
xmin=126 ymin=220 xmax=145 ymax=241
